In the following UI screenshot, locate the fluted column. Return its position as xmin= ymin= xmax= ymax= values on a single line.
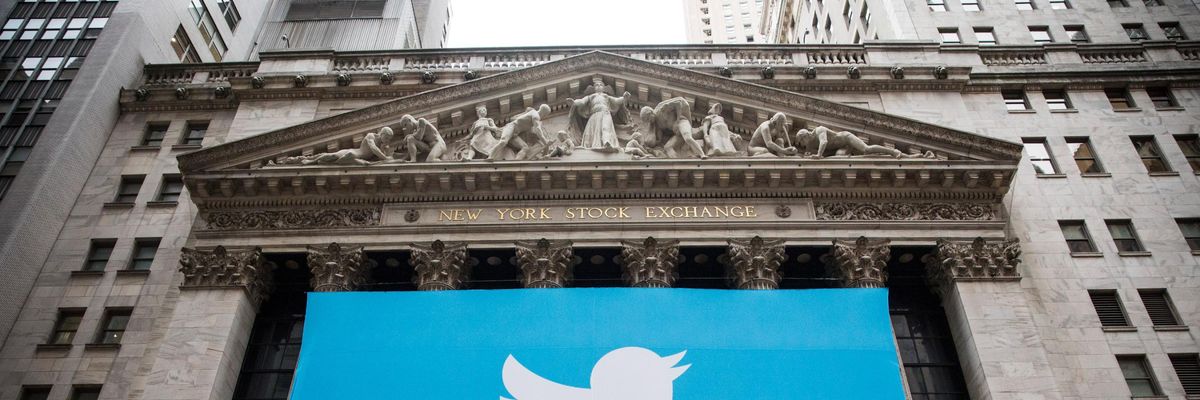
xmin=827 ymin=236 xmax=890 ymax=288
xmin=620 ymin=237 xmax=680 ymax=288
xmin=307 ymin=242 xmax=368 ymax=292
xmin=515 ymin=238 xmax=573 ymax=288
xmin=145 ymin=246 xmax=273 ymax=400
xmin=724 ymin=236 xmax=785 ymax=290
xmin=409 ymin=240 xmax=469 ymax=291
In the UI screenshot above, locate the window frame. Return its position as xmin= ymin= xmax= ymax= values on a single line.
xmin=1145 ymin=86 xmax=1178 ymax=109
xmin=129 ymin=238 xmax=160 ymax=271
xmin=1174 ymin=134 xmax=1200 ymax=172
xmin=1167 ymin=353 xmax=1200 ymax=396
xmin=142 ymin=122 xmax=170 ymax=147
xmin=962 ymin=0 xmax=982 ymax=11
xmin=48 ymin=308 xmax=85 ymax=345
xmin=84 ymin=239 xmax=116 ymax=272
xmin=938 ymin=27 xmax=960 ymax=44
xmin=1014 ymin=0 xmax=1036 ymax=9
xmin=69 ymin=386 xmax=102 ymax=400
xmin=928 ymin=0 xmax=947 ymax=11
xmin=974 ymin=27 xmax=996 ymax=45
xmin=1136 ymin=289 xmax=1182 ymax=327
xmin=1107 ymin=0 xmax=1129 ymax=7
xmin=157 ymin=175 xmax=185 ymax=202
xmin=1088 ymin=289 xmax=1131 ymax=327
xmin=1064 ymin=25 xmax=1089 ymax=43
xmin=1130 ymin=136 xmax=1172 ymax=173
xmin=1029 ymin=26 xmax=1053 ymax=43
xmin=20 ymin=387 xmax=52 ymax=400
xmin=1123 ymin=23 xmax=1150 ymax=41
xmin=1004 ymin=89 xmax=1032 ymax=111
xmin=1065 ymin=137 xmax=1105 ymax=174
xmin=94 ymin=308 xmax=131 ymax=345
xmin=1023 ymin=137 xmax=1060 ymax=175
xmin=1106 ymin=87 xmax=1136 ymax=110
xmin=1116 ymin=355 xmax=1163 ymax=397
xmin=1159 ymin=22 xmax=1187 ymax=40
xmin=1175 ymin=218 xmax=1200 ymax=252
xmin=1049 ymin=0 xmax=1071 ymax=9
xmin=1105 ymin=219 xmax=1146 ymax=253
xmin=170 ymin=25 xmax=201 ymax=63
xmin=181 ymin=120 xmax=208 ymax=145
xmin=1060 ymin=220 xmax=1097 ymax=253
xmin=114 ymin=175 xmax=143 ymax=203
xmin=1043 ymin=89 xmax=1072 ymax=111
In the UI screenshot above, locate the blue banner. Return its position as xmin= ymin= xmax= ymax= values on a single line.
xmin=292 ymin=288 xmax=904 ymax=399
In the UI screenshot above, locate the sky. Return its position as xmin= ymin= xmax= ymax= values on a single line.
xmin=446 ymin=0 xmax=688 ymax=48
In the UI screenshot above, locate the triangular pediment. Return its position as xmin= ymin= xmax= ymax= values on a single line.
xmin=178 ymin=51 xmax=1020 ymax=174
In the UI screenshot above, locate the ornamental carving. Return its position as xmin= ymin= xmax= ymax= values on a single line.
xmin=620 ymin=237 xmax=681 ymax=288
xmin=815 ymin=202 xmax=997 ymax=221
xmin=307 ymin=243 xmax=368 ymax=292
xmin=724 ymin=236 xmax=786 ymax=290
xmin=204 ymin=208 xmax=381 ymax=230
xmin=515 ymin=238 xmax=573 ymax=288
xmin=827 ymin=237 xmax=890 ymax=288
xmin=179 ymin=246 xmax=273 ymax=307
xmin=409 ymin=240 xmax=469 ymax=291
xmin=926 ymin=237 xmax=1022 ymax=295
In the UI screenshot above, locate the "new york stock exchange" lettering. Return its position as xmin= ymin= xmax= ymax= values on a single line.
xmin=436 ymin=205 xmax=758 ymax=223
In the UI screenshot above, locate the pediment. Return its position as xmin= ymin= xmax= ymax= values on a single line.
xmin=178 ymin=51 xmax=1020 ymax=175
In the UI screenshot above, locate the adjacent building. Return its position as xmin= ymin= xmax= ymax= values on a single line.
xmin=683 ymin=0 xmax=767 ymax=44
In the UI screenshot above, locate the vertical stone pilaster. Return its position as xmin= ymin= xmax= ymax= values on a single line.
xmin=620 ymin=237 xmax=680 ymax=288
xmin=724 ymin=236 xmax=785 ymax=289
xmin=827 ymin=236 xmax=890 ymax=288
xmin=515 ymin=238 xmax=573 ymax=288
xmin=307 ymin=242 xmax=368 ymax=292
xmin=144 ymin=246 xmax=273 ymax=400
xmin=409 ymin=240 xmax=469 ymax=291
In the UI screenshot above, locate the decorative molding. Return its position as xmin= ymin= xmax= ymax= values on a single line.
xmin=179 ymin=246 xmax=272 ymax=307
xmin=514 ymin=238 xmax=573 ymax=288
xmin=815 ymin=202 xmax=998 ymax=221
xmin=620 ymin=237 xmax=681 ymax=288
xmin=307 ymin=242 xmax=368 ymax=292
xmin=204 ymin=208 xmax=381 ymax=230
xmin=724 ymin=236 xmax=786 ymax=289
xmin=926 ymin=237 xmax=1022 ymax=295
xmin=827 ymin=236 xmax=890 ymax=288
xmin=409 ymin=240 xmax=469 ymax=291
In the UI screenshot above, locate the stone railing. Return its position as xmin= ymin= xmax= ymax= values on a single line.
xmin=1180 ymin=44 xmax=1200 ymax=61
xmin=642 ymin=50 xmax=714 ymax=66
xmin=483 ymin=53 xmax=554 ymax=68
xmin=143 ymin=63 xmax=258 ymax=86
xmin=332 ymin=56 xmax=389 ymax=72
xmin=806 ymin=49 xmax=867 ymax=64
xmin=1079 ymin=48 xmax=1147 ymax=63
xmin=979 ymin=49 xmax=1047 ymax=65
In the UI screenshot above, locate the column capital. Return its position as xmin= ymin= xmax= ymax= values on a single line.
xmin=409 ymin=240 xmax=469 ymax=291
xmin=515 ymin=238 xmax=573 ymax=288
xmin=828 ymin=236 xmax=891 ymax=288
xmin=179 ymin=246 xmax=273 ymax=307
xmin=927 ymin=237 xmax=1022 ymax=295
xmin=620 ymin=237 xmax=681 ymax=288
xmin=725 ymin=236 xmax=785 ymax=289
xmin=307 ymin=242 xmax=368 ymax=292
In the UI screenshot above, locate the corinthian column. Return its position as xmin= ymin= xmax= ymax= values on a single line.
xmin=409 ymin=240 xmax=469 ymax=291
xmin=620 ymin=237 xmax=681 ymax=288
xmin=725 ymin=236 xmax=786 ymax=289
xmin=827 ymin=236 xmax=890 ymax=288
xmin=926 ymin=237 xmax=1022 ymax=294
xmin=145 ymin=246 xmax=273 ymax=400
xmin=307 ymin=243 xmax=368 ymax=292
xmin=515 ymin=238 xmax=573 ymax=288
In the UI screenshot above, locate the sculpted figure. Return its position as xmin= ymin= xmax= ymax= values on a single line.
xmin=276 ymin=127 xmax=396 ymax=165
xmin=567 ymin=82 xmax=631 ymax=152
xmin=697 ymin=102 xmax=741 ymax=157
xmin=624 ymin=132 xmax=653 ymax=159
xmin=466 ymin=105 xmax=505 ymax=159
xmin=547 ymin=130 xmax=577 ymax=158
xmin=747 ymin=112 xmax=797 ymax=157
xmin=395 ymin=114 xmax=446 ymax=162
xmin=639 ymin=97 xmax=706 ymax=159
xmin=491 ymin=104 xmax=553 ymax=160
xmin=795 ymin=126 xmax=934 ymax=158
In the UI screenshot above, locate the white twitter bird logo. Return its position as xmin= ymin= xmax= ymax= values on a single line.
xmin=500 ymin=347 xmax=691 ymax=400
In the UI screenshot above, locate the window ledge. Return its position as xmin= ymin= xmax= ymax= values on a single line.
xmin=1148 ymin=171 xmax=1179 ymax=176
xmin=1036 ymin=173 xmax=1068 ymax=178
xmin=1153 ymin=106 xmax=1184 ymax=111
xmin=170 ymin=144 xmax=202 ymax=151
xmin=1007 ymin=109 xmax=1037 ymax=114
xmin=115 ymin=269 xmax=151 ymax=277
xmin=35 ymin=343 xmax=71 ymax=351
xmin=1113 ymin=108 xmax=1142 ymax=112
xmin=129 ymin=145 xmax=161 ymax=152
xmin=145 ymin=201 xmax=179 ymax=208
xmin=1117 ymin=251 xmax=1152 ymax=257
xmin=1070 ymin=251 xmax=1104 ymax=257
xmin=70 ymin=270 xmax=105 ymax=277
xmin=1130 ymin=396 xmax=1167 ymax=400
xmin=1049 ymin=109 xmax=1078 ymax=113
xmin=101 ymin=202 xmax=135 ymax=209
xmin=1081 ymin=172 xmax=1112 ymax=178
xmin=83 ymin=343 xmax=120 ymax=351
xmin=1192 ymin=250 xmax=1200 ymax=256
xmin=1101 ymin=326 xmax=1138 ymax=332
xmin=1151 ymin=325 xmax=1189 ymax=332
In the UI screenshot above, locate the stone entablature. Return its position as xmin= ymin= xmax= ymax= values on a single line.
xmin=179 ymin=246 xmax=273 ymax=307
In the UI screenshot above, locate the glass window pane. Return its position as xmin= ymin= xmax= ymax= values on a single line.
xmin=1061 ymin=222 xmax=1087 ymax=240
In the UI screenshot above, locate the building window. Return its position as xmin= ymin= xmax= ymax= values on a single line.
xmin=49 ymin=309 xmax=84 ymax=345
xmin=975 ymin=27 xmax=996 ymax=45
xmin=1137 ymin=289 xmax=1181 ymax=326
xmin=1106 ymin=88 xmax=1135 ymax=110
xmin=95 ymin=308 xmax=131 ymax=344
xmin=1174 ymin=135 xmax=1200 ymax=171
xmin=1043 ymin=89 xmax=1072 ymax=110
xmin=70 ymin=387 xmax=101 ymax=400
xmin=115 ymin=175 xmax=143 ymax=203
xmin=938 ymin=28 xmax=960 ymax=44
xmin=234 ymin=267 xmax=308 ymax=400
xmin=1142 ymin=0 xmax=1163 ymax=5
xmin=20 ymin=387 xmax=51 ymax=400
xmin=1060 ymin=220 xmax=1096 ymax=253
xmin=188 ymin=0 xmax=227 ymax=61
xmin=157 ymin=175 xmax=184 ymax=202
xmin=286 ymin=0 xmax=387 ymax=20
xmin=1004 ymin=90 xmax=1031 ymax=111
xmin=1030 ymin=26 xmax=1053 ymax=43
xmin=1106 ymin=220 xmax=1144 ymax=252
xmin=182 ymin=121 xmax=208 ymax=145
xmin=1131 ymin=136 xmax=1171 ymax=173
xmin=170 ymin=25 xmax=200 ymax=63
xmin=217 ymin=0 xmax=242 ymax=30
xmin=1049 ymin=0 xmax=1071 ymax=9
xmin=1089 ymin=290 xmax=1130 ymax=327
xmin=1160 ymin=22 xmax=1187 ymax=40
xmin=962 ymin=0 xmax=982 ymax=11
xmin=1023 ymin=138 xmax=1058 ymax=174
xmin=1107 ymin=0 xmax=1129 ymax=7
xmin=928 ymin=0 xmax=947 ymax=11
xmin=1168 ymin=354 xmax=1200 ymax=396
xmin=1117 ymin=355 xmax=1162 ymax=397
xmin=1066 ymin=137 xmax=1104 ymax=174
xmin=1065 ymin=25 xmax=1089 ymax=42
xmin=1124 ymin=23 xmax=1149 ymax=41
xmin=1176 ymin=219 xmax=1200 ymax=251
xmin=890 ymin=261 xmax=969 ymax=400
xmin=130 ymin=238 xmax=160 ymax=270
xmin=142 ymin=122 xmax=169 ymax=147
xmin=1145 ymin=87 xmax=1177 ymax=109
xmin=1015 ymin=0 xmax=1035 ymax=10
xmin=84 ymin=240 xmax=115 ymax=272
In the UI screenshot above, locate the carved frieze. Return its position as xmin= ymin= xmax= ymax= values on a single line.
xmin=204 ymin=208 xmax=381 ymax=230
xmin=827 ymin=237 xmax=890 ymax=288
xmin=620 ymin=237 xmax=681 ymax=288
xmin=307 ymin=243 xmax=368 ymax=292
xmin=724 ymin=236 xmax=786 ymax=290
xmin=515 ymin=238 xmax=573 ymax=288
xmin=815 ymin=202 xmax=998 ymax=221
xmin=926 ymin=237 xmax=1022 ymax=295
xmin=409 ymin=240 xmax=469 ymax=291
xmin=179 ymin=246 xmax=273 ymax=307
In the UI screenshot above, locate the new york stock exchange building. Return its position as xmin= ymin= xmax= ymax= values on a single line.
xmin=7 ymin=43 xmax=1200 ymax=400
